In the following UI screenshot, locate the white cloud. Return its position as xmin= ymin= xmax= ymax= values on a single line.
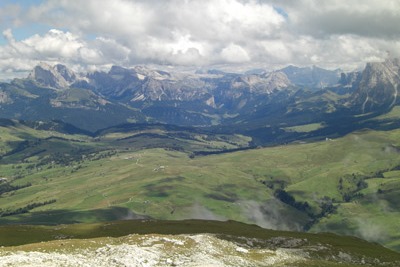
xmin=277 ymin=0 xmax=400 ymax=38
xmin=20 ymin=0 xmax=286 ymax=67
xmin=93 ymin=37 xmax=130 ymax=63
xmin=221 ymin=43 xmax=250 ymax=63
xmin=2 ymin=28 xmax=15 ymax=43
xmin=0 ymin=0 xmax=399 ymax=77
xmin=24 ymin=29 xmax=83 ymax=58
xmin=169 ymin=48 xmax=205 ymax=66
xmin=0 ymin=29 xmax=108 ymax=73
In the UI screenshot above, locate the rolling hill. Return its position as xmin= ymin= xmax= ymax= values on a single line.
xmin=1 ymin=119 xmax=400 ymax=253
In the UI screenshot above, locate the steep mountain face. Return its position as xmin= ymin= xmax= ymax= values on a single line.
xmin=351 ymin=58 xmax=400 ymax=113
xmin=131 ymin=73 xmax=212 ymax=103
xmin=86 ymin=65 xmax=220 ymax=113
xmin=229 ymin=71 xmax=291 ymax=94
xmin=210 ymin=71 xmax=292 ymax=111
xmin=28 ymin=63 xmax=80 ymax=89
xmin=280 ymin=65 xmax=341 ymax=88
xmin=54 ymin=64 xmax=77 ymax=84
xmin=338 ymin=71 xmax=362 ymax=89
xmin=87 ymin=66 xmax=142 ymax=99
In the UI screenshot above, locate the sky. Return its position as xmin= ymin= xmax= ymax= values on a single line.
xmin=0 ymin=0 xmax=400 ymax=79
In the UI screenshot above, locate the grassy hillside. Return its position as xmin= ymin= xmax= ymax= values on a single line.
xmin=1 ymin=120 xmax=400 ymax=251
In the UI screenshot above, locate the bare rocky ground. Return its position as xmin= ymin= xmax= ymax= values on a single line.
xmin=0 ymin=234 xmax=306 ymax=267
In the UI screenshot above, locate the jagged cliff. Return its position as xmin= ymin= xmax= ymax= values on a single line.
xmin=351 ymin=58 xmax=400 ymax=113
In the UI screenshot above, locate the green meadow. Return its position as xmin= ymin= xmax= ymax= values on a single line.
xmin=1 ymin=120 xmax=400 ymax=252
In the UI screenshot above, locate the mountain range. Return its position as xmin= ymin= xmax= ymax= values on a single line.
xmin=0 ymin=58 xmax=399 ymax=142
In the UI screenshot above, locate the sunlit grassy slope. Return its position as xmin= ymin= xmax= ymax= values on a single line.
xmin=1 ymin=120 xmax=400 ymax=251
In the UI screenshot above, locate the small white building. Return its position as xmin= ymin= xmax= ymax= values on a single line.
xmin=0 ymin=178 xmax=8 ymax=183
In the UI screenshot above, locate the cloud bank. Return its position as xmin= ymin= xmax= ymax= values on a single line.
xmin=0 ymin=0 xmax=400 ymax=77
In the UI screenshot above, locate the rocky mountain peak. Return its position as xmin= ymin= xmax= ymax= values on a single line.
xmin=108 ymin=66 xmax=139 ymax=78
xmin=231 ymin=71 xmax=291 ymax=94
xmin=280 ymin=65 xmax=341 ymax=88
xmin=133 ymin=66 xmax=172 ymax=81
xmin=55 ymin=64 xmax=77 ymax=83
xmin=107 ymin=65 xmax=139 ymax=82
xmin=351 ymin=58 xmax=400 ymax=113
xmin=339 ymin=71 xmax=361 ymax=88
xmin=109 ymin=65 xmax=128 ymax=74
xmin=383 ymin=57 xmax=400 ymax=72
xmin=28 ymin=63 xmax=77 ymax=89
xmin=262 ymin=71 xmax=292 ymax=89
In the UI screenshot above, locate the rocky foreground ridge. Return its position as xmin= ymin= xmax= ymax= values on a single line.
xmin=0 ymin=233 xmax=398 ymax=267
xmin=1 ymin=220 xmax=399 ymax=267
xmin=0 ymin=234 xmax=305 ymax=267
